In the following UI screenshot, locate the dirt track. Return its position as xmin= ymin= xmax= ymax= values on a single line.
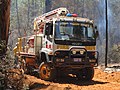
xmin=24 ymin=68 xmax=120 ymax=90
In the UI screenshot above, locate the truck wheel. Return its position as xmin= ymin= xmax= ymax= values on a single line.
xmin=76 ymin=67 xmax=94 ymax=81
xmin=39 ymin=62 xmax=56 ymax=81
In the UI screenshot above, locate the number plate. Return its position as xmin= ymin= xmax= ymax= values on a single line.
xmin=73 ymin=58 xmax=81 ymax=62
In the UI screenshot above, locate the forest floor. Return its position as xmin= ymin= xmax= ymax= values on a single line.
xmin=23 ymin=67 xmax=120 ymax=90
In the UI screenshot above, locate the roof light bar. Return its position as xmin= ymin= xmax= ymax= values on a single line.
xmin=66 ymin=13 xmax=78 ymax=17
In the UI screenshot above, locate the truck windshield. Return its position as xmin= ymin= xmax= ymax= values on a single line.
xmin=55 ymin=21 xmax=95 ymax=41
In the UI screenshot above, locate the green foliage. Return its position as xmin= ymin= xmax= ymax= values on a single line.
xmin=0 ymin=40 xmax=6 ymax=55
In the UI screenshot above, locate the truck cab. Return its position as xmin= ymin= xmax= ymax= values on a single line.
xmin=14 ymin=8 xmax=99 ymax=81
xmin=37 ymin=12 xmax=98 ymax=81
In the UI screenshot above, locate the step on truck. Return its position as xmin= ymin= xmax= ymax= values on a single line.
xmin=13 ymin=7 xmax=99 ymax=81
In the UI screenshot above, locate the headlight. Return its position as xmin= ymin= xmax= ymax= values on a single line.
xmin=56 ymin=59 xmax=64 ymax=62
xmin=72 ymin=49 xmax=85 ymax=55
xmin=61 ymin=59 xmax=64 ymax=62
xmin=72 ymin=51 xmax=76 ymax=54
xmin=80 ymin=50 xmax=84 ymax=54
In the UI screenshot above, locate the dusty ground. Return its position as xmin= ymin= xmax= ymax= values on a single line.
xmin=22 ymin=68 xmax=120 ymax=90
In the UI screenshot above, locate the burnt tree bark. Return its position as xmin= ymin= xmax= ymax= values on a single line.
xmin=0 ymin=0 xmax=11 ymax=55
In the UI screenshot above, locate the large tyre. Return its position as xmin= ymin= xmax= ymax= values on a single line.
xmin=39 ymin=62 xmax=56 ymax=81
xmin=57 ymin=69 xmax=68 ymax=78
xmin=76 ymin=67 xmax=94 ymax=81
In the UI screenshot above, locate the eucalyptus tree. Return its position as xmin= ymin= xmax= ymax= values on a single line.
xmin=0 ymin=0 xmax=11 ymax=55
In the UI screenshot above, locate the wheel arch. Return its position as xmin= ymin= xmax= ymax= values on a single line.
xmin=39 ymin=51 xmax=50 ymax=62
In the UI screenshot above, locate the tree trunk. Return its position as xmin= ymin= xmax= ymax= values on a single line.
xmin=45 ymin=0 xmax=51 ymax=12
xmin=0 ymin=0 xmax=11 ymax=55
xmin=27 ymin=0 xmax=30 ymax=28
xmin=16 ymin=0 xmax=21 ymax=37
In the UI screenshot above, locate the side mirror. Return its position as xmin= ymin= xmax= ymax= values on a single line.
xmin=95 ymin=26 xmax=97 ymax=30
xmin=95 ymin=31 xmax=99 ymax=38
xmin=94 ymin=26 xmax=99 ymax=38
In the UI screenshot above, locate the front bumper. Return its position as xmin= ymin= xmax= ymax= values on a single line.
xmin=53 ymin=47 xmax=99 ymax=68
